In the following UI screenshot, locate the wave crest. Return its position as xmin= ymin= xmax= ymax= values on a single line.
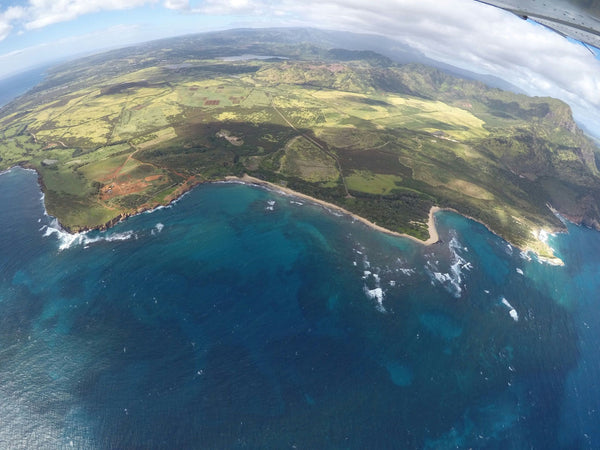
xmin=42 ymin=219 xmax=136 ymax=251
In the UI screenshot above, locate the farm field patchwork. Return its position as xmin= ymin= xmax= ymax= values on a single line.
xmin=1 ymin=36 xmax=599 ymax=259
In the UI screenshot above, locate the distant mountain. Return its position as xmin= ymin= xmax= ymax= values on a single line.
xmin=263 ymin=27 xmax=526 ymax=93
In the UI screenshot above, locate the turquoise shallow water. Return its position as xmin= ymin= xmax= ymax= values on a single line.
xmin=0 ymin=167 xmax=598 ymax=448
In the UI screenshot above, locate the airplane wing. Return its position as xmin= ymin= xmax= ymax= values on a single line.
xmin=476 ymin=0 xmax=600 ymax=49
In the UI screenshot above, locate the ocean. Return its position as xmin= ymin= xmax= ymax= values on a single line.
xmin=1 ymin=71 xmax=600 ymax=449
xmin=0 ymin=166 xmax=598 ymax=448
xmin=0 ymin=67 xmax=47 ymax=108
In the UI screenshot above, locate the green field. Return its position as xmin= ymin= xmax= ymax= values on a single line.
xmin=1 ymin=31 xmax=599 ymax=258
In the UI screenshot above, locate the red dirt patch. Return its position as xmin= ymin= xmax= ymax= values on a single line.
xmin=144 ymin=175 xmax=162 ymax=182
xmin=101 ymin=180 xmax=149 ymax=200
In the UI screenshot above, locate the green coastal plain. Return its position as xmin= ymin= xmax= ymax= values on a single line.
xmin=1 ymin=29 xmax=600 ymax=258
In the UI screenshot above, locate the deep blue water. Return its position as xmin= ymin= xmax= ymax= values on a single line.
xmin=0 ymin=167 xmax=599 ymax=448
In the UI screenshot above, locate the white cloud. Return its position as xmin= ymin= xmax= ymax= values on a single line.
xmin=192 ymin=0 xmax=264 ymax=15
xmin=0 ymin=1 xmax=157 ymax=38
xmin=164 ymin=0 xmax=189 ymax=10
xmin=0 ymin=6 xmax=25 ymax=41
xmin=0 ymin=48 xmax=25 ymax=59
xmin=0 ymin=22 xmax=11 ymax=42
xmin=3 ymin=5 xmax=26 ymax=21
xmin=23 ymin=0 xmax=157 ymax=30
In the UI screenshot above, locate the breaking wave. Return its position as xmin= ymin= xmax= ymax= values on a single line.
xmin=364 ymin=286 xmax=385 ymax=313
xmin=151 ymin=223 xmax=164 ymax=235
xmin=42 ymin=219 xmax=136 ymax=251
xmin=352 ymin=245 xmax=386 ymax=312
xmin=425 ymin=233 xmax=472 ymax=298
xmin=265 ymin=199 xmax=276 ymax=211
xmin=501 ymin=297 xmax=519 ymax=322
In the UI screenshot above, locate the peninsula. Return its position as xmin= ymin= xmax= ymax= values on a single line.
xmin=1 ymin=28 xmax=599 ymax=260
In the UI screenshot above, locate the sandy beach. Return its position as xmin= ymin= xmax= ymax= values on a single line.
xmin=225 ymin=175 xmax=567 ymax=265
xmin=226 ymin=175 xmax=441 ymax=246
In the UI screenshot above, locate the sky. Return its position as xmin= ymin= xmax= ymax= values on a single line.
xmin=1 ymin=0 xmax=600 ymax=134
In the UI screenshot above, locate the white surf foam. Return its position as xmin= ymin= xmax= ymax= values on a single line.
xmin=42 ymin=219 xmax=136 ymax=251
xmin=365 ymin=286 xmax=385 ymax=312
xmin=102 ymin=231 xmax=136 ymax=242
xmin=520 ymin=251 xmax=532 ymax=261
xmin=357 ymin=253 xmax=385 ymax=312
xmin=144 ymin=204 xmax=169 ymax=214
xmin=425 ymin=234 xmax=473 ymax=298
xmin=530 ymin=228 xmax=564 ymax=265
xmin=501 ymin=297 xmax=519 ymax=322
xmin=516 ymin=268 xmax=523 ymax=275
xmin=169 ymin=189 xmax=191 ymax=205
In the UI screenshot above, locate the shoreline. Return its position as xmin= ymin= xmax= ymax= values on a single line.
xmin=6 ymin=165 xmax=563 ymax=263
xmin=227 ymin=175 xmax=441 ymax=246
xmin=226 ymin=176 xmax=564 ymax=265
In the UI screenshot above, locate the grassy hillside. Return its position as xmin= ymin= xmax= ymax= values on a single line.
xmin=1 ymin=30 xmax=599 ymax=258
